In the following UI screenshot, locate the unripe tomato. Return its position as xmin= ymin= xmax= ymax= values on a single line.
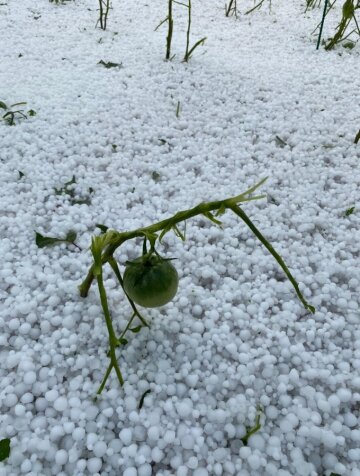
xmin=123 ymin=253 xmax=178 ymax=308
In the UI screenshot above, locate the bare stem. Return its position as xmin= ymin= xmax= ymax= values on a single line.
xmin=95 ymin=270 xmax=124 ymax=387
xmin=229 ymin=204 xmax=315 ymax=314
xmin=80 ymin=179 xmax=314 ymax=316
xmin=166 ymin=0 xmax=173 ymax=60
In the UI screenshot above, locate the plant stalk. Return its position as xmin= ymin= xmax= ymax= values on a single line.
xmin=95 ymin=263 xmax=124 ymax=387
xmin=166 ymin=0 xmax=173 ymax=59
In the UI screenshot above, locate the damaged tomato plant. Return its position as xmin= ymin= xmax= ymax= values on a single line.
xmin=80 ymin=178 xmax=315 ymax=394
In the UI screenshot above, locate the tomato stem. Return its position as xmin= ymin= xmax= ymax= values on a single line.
xmin=81 ymin=178 xmax=316 ymax=393
xmin=229 ymin=204 xmax=315 ymax=314
xmin=79 ymin=181 xmax=266 ymax=298
xmin=91 ymin=239 xmax=124 ymax=391
xmin=108 ymin=257 xmax=149 ymax=327
xmin=95 ymin=272 xmax=124 ymax=388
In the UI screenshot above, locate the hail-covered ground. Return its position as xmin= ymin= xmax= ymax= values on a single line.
xmin=1 ymin=0 xmax=360 ymax=475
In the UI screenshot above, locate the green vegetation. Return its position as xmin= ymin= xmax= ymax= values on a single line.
xmin=97 ymin=0 xmax=110 ymax=30
xmin=325 ymin=0 xmax=360 ymax=50
xmin=225 ymin=0 xmax=237 ymax=17
xmin=241 ymin=411 xmax=262 ymax=446
xmin=79 ymin=179 xmax=315 ymax=393
xmin=0 ymin=101 xmax=35 ymax=126
xmin=0 ymin=438 xmax=10 ymax=462
xmin=54 ymin=176 xmax=94 ymax=206
xmin=155 ymin=0 xmax=205 ymax=61
xmin=315 ymin=0 xmax=360 ymax=50
xmin=35 ymin=230 xmax=81 ymax=251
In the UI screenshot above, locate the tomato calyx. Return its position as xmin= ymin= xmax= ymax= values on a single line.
xmin=125 ymin=251 xmax=175 ymax=268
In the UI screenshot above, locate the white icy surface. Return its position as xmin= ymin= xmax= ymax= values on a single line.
xmin=0 ymin=0 xmax=359 ymax=475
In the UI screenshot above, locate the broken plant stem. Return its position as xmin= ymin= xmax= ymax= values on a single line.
xmin=225 ymin=0 xmax=237 ymax=17
xmin=80 ymin=179 xmax=266 ymax=297
xmin=82 ymin=179 xmax=315 ymax=392
xmin=166 ymin=0 xmax=174 ymax=59
xmin=97 ymin=311 xmax=138 ymax=394
xmin=229 ymin=204 xmax=315 ymax=313
xmin=107 ymin=257 xmax=149 ymax=327
xmin=94 ymin=258 xmax=124 ymax=387
xmin=317 ymin=0 xmax=330 ymax=49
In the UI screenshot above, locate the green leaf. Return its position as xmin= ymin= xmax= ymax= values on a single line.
xmin=0 ymin=438 xmax=11 ymax=462
xmin=0 ymin=101 xmax=7 ymax=110
xmin=35 ymin=232 xmax=64 ymax=248
xmin=138 ymin=389 xmax=151 ymax=409
xmin=28 ymin=109 xmax=37 ymax=117
xmin=159 ymin=225 xmax=172 ymax=243
xmin=96 ymin=224 xmax=109 ymax=234
xmin=129 ymin=325 xmax=142 ymax=333
xmin=98 ymin=60 xmax=122 ymax=69
xmin=91 ymin=237 xmax=103 ymax=276
xmin=151 ymin=171 xmax=161 ymax=182
xmin=118 ymin=338 xmax=128 ymax=346
xmin=240 ymin=414 xmax=261 ymax=446
xmin=345 ymin=206 xmax=355 ymax=216
xmin=18 ymin=170 xmax=25 ymax=179
xmin=184 ymin=37 xmax=207 ymax=61
xmin=275 ymin=135 xmax=287 ymax=147
xmin=65 ymin=230 xmax=77 ymax=242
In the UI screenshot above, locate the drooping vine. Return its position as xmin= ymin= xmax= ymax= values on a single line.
xmin=79 ymin=179 xmax=315 ymax=393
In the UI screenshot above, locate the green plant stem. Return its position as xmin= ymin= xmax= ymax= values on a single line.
xmin=317 ymin=0 xmax=330 ymax=48
xmin=95 ymin=269 xmax=124 ymax=387
xmin=325 ymin=15 xmax=352 ymax=49
xmin=97 ymin=311 xmax=138 ymax=394
xmin=103 ymin=0 xmax=110 ymax=30
xmin=185 ymin=0 xmax=191 ymax=61
xmin=226 ymin=0 xmax=237 ymax=16
xmin=97 ymin=360 xmax=113 ymax=394
xmin=107 ymin=257 xmax=149 ymax=327
xmin=229 ymin=204 xmax=315 ymax=313
xmin=245 ymin=0 xmax=267 ymax=15
xmin=241 ymin=414 xmax=261 ymax=445
xmin=98 ymin=0 xmax=103 ymax=29
xmin=166 ymin=0 xmax=173 ymax=60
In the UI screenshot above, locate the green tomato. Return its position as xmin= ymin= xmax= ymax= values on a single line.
xmin=123 ymin=253 xmax=179 ymax=308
